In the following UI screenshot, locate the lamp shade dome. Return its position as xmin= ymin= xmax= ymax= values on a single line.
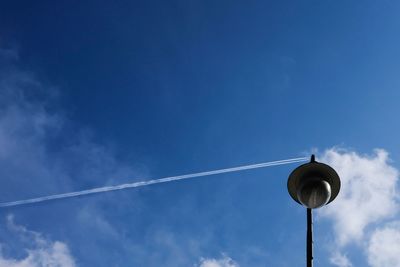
xmin=287 ymin=156 xmax=340 ymax=209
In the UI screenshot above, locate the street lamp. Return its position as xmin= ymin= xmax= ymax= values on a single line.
xmin=287 ymin=155 xmax=341 ymax=267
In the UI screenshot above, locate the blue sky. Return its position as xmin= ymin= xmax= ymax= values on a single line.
xmin=0 ymin=0 xmax=399 ymax=266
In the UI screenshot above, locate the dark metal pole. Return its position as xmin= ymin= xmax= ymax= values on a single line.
xmin=307 ymin=208 xmax=313 ymax=267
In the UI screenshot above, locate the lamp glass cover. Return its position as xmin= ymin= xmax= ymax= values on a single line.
xmin=297 ymin=179 xmax=332 ymax=209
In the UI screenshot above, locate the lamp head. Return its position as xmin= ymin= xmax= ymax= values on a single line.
xmin=287 ymin=155 xmax=340 ymax=209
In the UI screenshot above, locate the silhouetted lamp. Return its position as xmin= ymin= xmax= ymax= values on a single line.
xmin=287 ymin=155 xmax=340 ymax=267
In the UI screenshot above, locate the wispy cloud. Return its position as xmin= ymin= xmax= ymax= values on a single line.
xmin=0 ymin=47 xmax=19 ymax=61
xmin=0 ymin=46 xmax=144 ymax=266
xmin=0 ymin=215 xmax=76 ymax=267
xmin=0 ymin=47 xmax=143 ymax=204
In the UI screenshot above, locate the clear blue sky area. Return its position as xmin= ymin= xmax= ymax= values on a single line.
xmin=0 ymin=1 xmax=399 ymax=266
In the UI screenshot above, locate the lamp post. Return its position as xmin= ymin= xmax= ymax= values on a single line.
xmin=287 ymin=155 xmax=341 ymax=267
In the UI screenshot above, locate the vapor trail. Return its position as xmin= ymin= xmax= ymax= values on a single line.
xmin=0 ymin=157 xmax=308 ymax=208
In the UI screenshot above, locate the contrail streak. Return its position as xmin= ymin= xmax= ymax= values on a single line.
xmin=0 ymin=157 xmax=308 ymax=208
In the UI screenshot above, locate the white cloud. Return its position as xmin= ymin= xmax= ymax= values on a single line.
xmin=330 ymin=252 xmax=353 ymax=267
xmin=198 ymin=255 xmax=239 ymax=267
xmin=319 ymin=148 xmax=398 ymax=246
xmin=367 ymin=222 xmax=400 ymax=267
xmin=317 ymin=148 xmax=400 ymax=267
xmin=0 ymin=215 xmax=76 ymax=267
